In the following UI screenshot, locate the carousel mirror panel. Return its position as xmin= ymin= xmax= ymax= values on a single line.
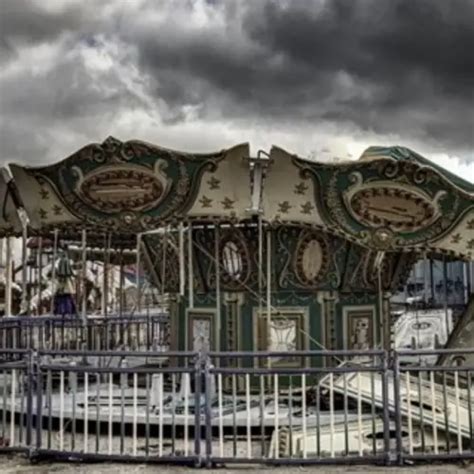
xmin=253 ymin=307 xmax=309 ymax=367
xmin=342 ymin=305 xmax=376 ymax=350
xmin=186 ymin=309 xmax=216 ymax=352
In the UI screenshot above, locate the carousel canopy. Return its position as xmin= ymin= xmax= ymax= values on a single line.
xmin=4 ymin=136 xmax=473 ymax=260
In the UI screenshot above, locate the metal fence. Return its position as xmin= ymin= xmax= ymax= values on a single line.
xmin=0 ymin=348 xmax=472 ymax=466
xmin=0 ymin=314 xmax=170 ymax=352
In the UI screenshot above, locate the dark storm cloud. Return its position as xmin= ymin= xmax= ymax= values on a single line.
xmin=127 ymin=0 xmax=474 ymax=150
xmin=0 ymin=0 xmax=472 ymax=166
xmin=0 ymin=0 xmax=90 ymax=62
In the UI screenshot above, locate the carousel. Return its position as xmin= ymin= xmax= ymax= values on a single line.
xmin=0 ymin=138 xmax=472 ymax=460
xmin=0 ymin=137 xmax=472 ymax=356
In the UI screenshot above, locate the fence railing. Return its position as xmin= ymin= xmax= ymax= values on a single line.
xmin=0 ymin=348 xmax=472 ymax=466
xmin=0 ymin=314 xmax=170 ymax=352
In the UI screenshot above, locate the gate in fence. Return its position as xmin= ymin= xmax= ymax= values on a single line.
xmin=0 ymin=348 xmax=472 ymax=466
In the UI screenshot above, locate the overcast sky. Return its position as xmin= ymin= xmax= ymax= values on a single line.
xmin=0 ymin=0 xmax=473 ymax=180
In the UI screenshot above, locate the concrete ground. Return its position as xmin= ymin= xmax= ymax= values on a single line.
xmin=0 ymin=455 xmax=473 ymax=474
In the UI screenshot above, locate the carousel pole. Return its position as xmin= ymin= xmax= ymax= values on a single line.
xmin=188 ymin=223 xmax=194 ymax=309
xmin=258 ymin=215 xmax=263 ymax=332
xmin=160 ymin=227 xmax=168 ymax=306
xmin=266 ymin=227 xmax=272 ymax=365
xmin=81 ymin=229 xmax=87 ymax=324
xmin=179 ymin=223 xmax=185 ymax=297
xmin=21 ymin=213 xmax=29 ymax=315
xmin=5 ymin=237 xmax=12 ymax=317
xmin=101 ymin=234 xmax=106 ymax=317
xmin=103 ymin=233 xmax=111 ymax=318
xmin=50 ymin=229 xmax=58 ymax=314
xmin=443 ymin=254 xmax=450 ymax=335
xmin=119 ymin=247 xmax=124 ymax=318
xmin=136 ymin=233 xmax=142 ymax=314
xmin=37 ymin=236 xmax=43 ymax=315
xmin=215 ymin=224 xmax=220 ymax=352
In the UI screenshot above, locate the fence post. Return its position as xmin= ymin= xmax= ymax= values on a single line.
xmin=193 ymin=352 xmax=203 ymax=467
xmin=381 ymin=350 xmax=391 ymax=465
xmin=25 ymin=349 xmax=35 ymax=452
xmin=34 ymin=350 xmax=42 ymax=454
xmin=392 ymin=351 xmax=403 ymax=465
xmin=203 ymin=352 xmax=213 ymax=467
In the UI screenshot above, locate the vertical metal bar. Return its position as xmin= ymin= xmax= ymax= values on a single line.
xmin=381 ymin=353 xmax=390 ymax=463
xmin=35 ymin=366 xmax=42 ymax=449
xmin=288 ymin=375 xmax=293 ymax=458
xmin=188 ymin=223 xmax=194 ymax=309
xmin=19 ymin=370 xmax=24 ymax=444
xmin=47 ymin=369 xmax=52 ymax=449
xmin=246 ymin=372 xmax=251 ymax=459
xmin=215 ymin=225 xmax=221 ymax=354
xmin=49 ymin=229 xmax=58 ymax=314
xmin=2 ymin=369 xmax=6 ymax=441
xmin=443 ymin=256 xmax=449 ymax=335
xmin=120 ymin=366 xmax=125 ymax=455
xmin=302 ymin=373 xmax=307 ymax=459
xmin=71 ymin=367 xmax=76 ymax=451
xmin=5 ymin=237 xmax=12 ymax=316
xmin=108 ymin=372 xmax=113 ymax=455
xmin=21 ymin=216 xmax=29 ymax=315
xmin=258 ymin=215 xmax=263 ymax=330
xmin=119 ymin=248 xmax=124 ymax=318
xmin=59 ymin=370 xmax=64 ymax=451
xmin=136 ymin=233 xmax=142 ymax=314
xmin=343 ymin=371 xmax=349 ymax=456
xmin=218 ymin=373 xmax=224 ymax=458
xmin=26 ymin=357 xmax=33 ymax=447
xmin=417 ymin=371 xmax=425 ymax=452
xmin=194 ymin=359 xmax=202 ymax=466
xmin=203 ymin=357 xmax=212 ymax=467
xmin=145 ymin=373 xmax=150 ymax=456
xmin=316 ymin=381 xmax=321 ymax=458
xmin=329 ymin=372 xmax=334 ymax=458
xmin=405 ymin=371 xmax=413 ymax=455
xmin=37 ymin=237 xmax=43 ymax=315
xmin=232 ymin=374 xmax=237 ymax=457
xmin=260 ymin=375 xmax=265 ymax=457
xmin=429 ymin=371 xmax=438 ymax=454
xmin=10 ymin=369 xmax=16 ymax=447
xmin=95 ymin=372 xmax=100 ymax=453
xmin=102 ymin=234 xmax=107 ymax=317
xmin=183 ymin=371 xmax=189 ymax=456
xmin=370 ymin=369 xmax=376 ymax=455
xmin=84 ymin=371 xmax=89 ymax=453
xmin=454 ymin=370 xmax=462 ymax=453
xmin=179 ymin=222 xmax=185 ymax=296
xmin=467 ymin=371 xmax=473 ymax=452
xmin=442 ymin=371 xmax=450 ymax=453
xmin=132 ymin=372 xmax=138 ymax=456
xmin=274 ymin=374 xmax=279 ymax=459
xmin=81 ymin=229 xmax=87 ymax=325
xmin=158 ymin=372 xmax=164 ymax=457
xmin=392 ymin=353 xmax=403 ymax=464
xmin=357 ymin=371 xmax=363 ymax=457
xmin=266 ymin=229 xmax=272 ymax=369
xmin=171 ymin=372 xmax=176 ymax=455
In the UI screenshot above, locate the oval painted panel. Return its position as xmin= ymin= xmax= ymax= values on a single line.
xmin=301 ymin=239 xmax=323 ymax=281
xmin=79 ymin=166 xmax=166 ymax=214
xmin=350 ymin=187 xmax=436 ymax=232
xmin=222 ymin=241 xmax=243 ymax=280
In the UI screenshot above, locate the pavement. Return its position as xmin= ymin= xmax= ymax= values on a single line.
xmin=0 ymin=455 xmax=473 ymax=474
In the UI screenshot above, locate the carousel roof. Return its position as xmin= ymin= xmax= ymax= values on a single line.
xmin=4 ymin=136 xmax=474 ymax=260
